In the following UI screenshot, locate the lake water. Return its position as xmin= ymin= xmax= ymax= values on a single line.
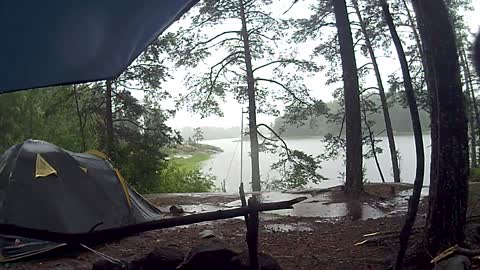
xmin=202 ymin=135 xmax=432 ymax=192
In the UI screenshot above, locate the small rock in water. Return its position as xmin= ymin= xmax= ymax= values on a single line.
xmin=169 ymin=205 xmax=184 ymax=214
xmin=199 ymin=229 xmax=216 ymax=239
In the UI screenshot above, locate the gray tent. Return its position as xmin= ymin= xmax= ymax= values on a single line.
xmin=0 ymin=140 xmax=162 ymax=261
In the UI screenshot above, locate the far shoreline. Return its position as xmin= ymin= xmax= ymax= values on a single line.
xmin=205 ymin=132 xmax=432 ymax=142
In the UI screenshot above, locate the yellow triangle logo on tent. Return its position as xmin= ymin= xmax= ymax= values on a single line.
xmin=35 ymin=154 xmax=57 ymax=178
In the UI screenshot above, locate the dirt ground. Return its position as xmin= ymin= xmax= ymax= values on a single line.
xmin=2 ymin=183 xmax=479 ymax=270
xmin=3 ymin=216 xmax=407 ymax=270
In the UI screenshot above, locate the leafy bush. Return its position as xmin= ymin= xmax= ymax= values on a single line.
xmin=153 ymin=164 xmax=215 ymax=193
xmin=119 ymin=151 xmax=216 ymax=194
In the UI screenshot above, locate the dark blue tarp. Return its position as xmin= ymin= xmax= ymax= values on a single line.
xmin=0 ymin=0 xmax=198 ymax=93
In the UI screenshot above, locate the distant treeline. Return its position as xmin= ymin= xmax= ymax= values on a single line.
xmin=179 ymin=126 xmax=239 ymax=140
xmin=273 ymin=97 xmax=431 ymax=137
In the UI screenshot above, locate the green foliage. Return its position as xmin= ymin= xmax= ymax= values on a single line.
xmin=0 ymin=86 xmax=100 ymax=152
xmin=154 ymin=161 xmax=216 ymax=193
xmin=268 ymin=149 xmax=326 ymax=190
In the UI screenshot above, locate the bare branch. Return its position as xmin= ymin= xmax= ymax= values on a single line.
xmin=253 ymin=59 xmax=305 ymax=73
xmin=186 ymin=31 xmax=241 ymax=54
xmin=255 ymin=78 xmax=310 ymax=106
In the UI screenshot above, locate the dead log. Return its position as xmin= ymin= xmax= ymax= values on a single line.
xmin=0 ymin=197 xmax=306 ymax=245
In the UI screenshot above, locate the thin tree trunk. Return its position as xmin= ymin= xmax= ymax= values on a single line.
xmin=380 ymin=1 xmax=425 ymax=269
xmin=469 ymin=102 xmax=478 ymax=168
xmin=352 ymin=0 xmax=400 ymax=183
xmin=412 ymin=0 xmax=469 ymax=259
xmin=105 ymin=80 xmax=114 ymax=156
xmin=460 ymin=49 xmax=478 ymax=167
xmin=239 ymin=0 xmax=261 ymax=192
xmin=332 ymin=0 xmax=363 ymax=195
xmin=73 ymin=85 xmax=87 ymax=152
xmin=362 ymin=99 xmax=385 ymax=183
xmin=461 ymin=49 xmax=480 ymax=135
xmin=401 ymin=0 xmax=424 ymax=64
xmin=28 ymin=92 xmax=34 ymax=138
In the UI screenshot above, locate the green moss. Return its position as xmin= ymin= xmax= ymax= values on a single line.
xmin=470 ymin=168 xmax=480 ymax=182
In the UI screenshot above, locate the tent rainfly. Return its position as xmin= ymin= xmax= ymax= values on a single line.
xmin=0 ymin=140 xmax=162 ymax=261
xmin=0 ymin=0 xmax=199 ymax=93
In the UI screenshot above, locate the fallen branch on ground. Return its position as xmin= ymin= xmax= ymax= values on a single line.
xmin=354 ymin=227 xmax=423 ymax=246
xmin=0 ymin=197 xmax=307 ymax=245
xmin=431 ymin=245 xmax=480 ymax=264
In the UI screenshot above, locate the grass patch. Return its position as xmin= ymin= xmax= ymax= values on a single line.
xmin=170 ymin=153 xmax=211 ymax=171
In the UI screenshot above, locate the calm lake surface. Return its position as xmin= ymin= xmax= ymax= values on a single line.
xmin=202 ymin=135 xmax=431 ymax=192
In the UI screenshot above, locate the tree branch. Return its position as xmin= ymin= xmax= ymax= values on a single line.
xmin=186 ymin=31 xmax=241 ymax=54
xmin=255 ymin=78 xmax=310 ymax=106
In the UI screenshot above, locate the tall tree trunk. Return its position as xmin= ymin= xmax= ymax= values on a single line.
xmin=380 ymin=1 xmax=425 ymax=269
xmin=332 ymin=0 xmax=363 ymax=195
xmin=105 ymin=80 xmax=114 ymax=157
xmin=412 ymin=0 xmax=469 ymax=258
xmin=352 ymin=0 xmax=400 ymax=183
xmin=73 ymin=85 xmax=87 ymax=152
xmin=239 ymin=0 xmax=261 ymax=192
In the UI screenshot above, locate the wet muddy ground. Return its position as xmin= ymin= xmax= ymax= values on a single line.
xmin=0 ymin=183 xmax=442 ymax=270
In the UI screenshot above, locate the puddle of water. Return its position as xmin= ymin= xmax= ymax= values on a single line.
xmin=270 ymin=201 xmax=384 ymax=220
xmin=149 ymin=187 xmax=429 ymax=221
xmin=263 ymin=223 xmax=313 ymax=232
xmin=224 ymin=191 xmax=311 ymax=208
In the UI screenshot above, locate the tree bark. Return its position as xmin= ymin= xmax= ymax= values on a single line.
xmin=105 ymin=80 xmax=114 ymax=157
xmin=412 ymin=0 xmax=469 ymax=258
xmin=239 ymin=0 xmax=261 ymax=192
xmin=352 ymin=0 xmax=400 ymax=183
xmin=380 ymin=1 xmax=425 ymax=269
xmin=332 ymin=0 xmax=363 ymax=195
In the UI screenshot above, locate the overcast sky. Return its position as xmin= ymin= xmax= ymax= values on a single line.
xmin=161 ymin=1 xmax=480 ymax=129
